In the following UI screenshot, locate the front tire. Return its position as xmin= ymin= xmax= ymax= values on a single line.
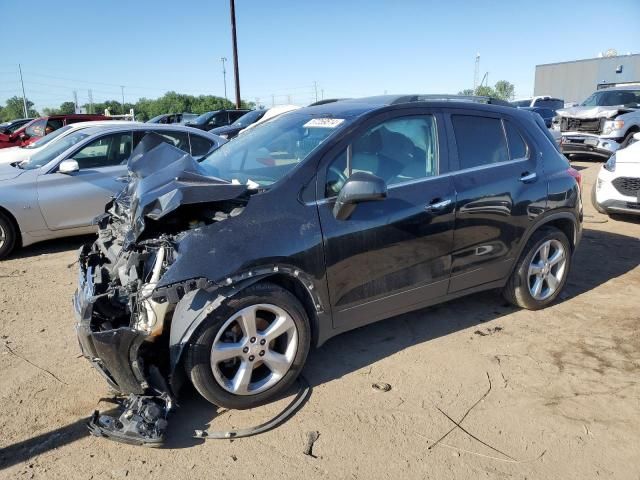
xmin=0 ymin=212 xmax=17 ymax=260
xmin=503 ymin=227 xmax=571 ymax=310
xmin=185 ymin=282 xmax=310 ymax=409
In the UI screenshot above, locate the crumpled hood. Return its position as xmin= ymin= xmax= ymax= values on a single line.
xmin=0 ymin=163 xmax=24 ymax=181
xmin=557 ymin=105 xmax=634 ymax=119
xmin=119 ymin=133 xmax=249 ymax=240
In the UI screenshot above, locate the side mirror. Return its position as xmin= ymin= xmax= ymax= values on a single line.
xmin=19 ymin=132 xmax=30 ymax=141
xmin=58 ymin=159 xmax=80 ymax=174
xmin=333 ymin=171 xmax=387 ymax=220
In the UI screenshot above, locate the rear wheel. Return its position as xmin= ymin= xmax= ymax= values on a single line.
xmin=185 ymin=282 xmax=310 ymax=409
xmin=503 ymin=227 xmax=571 ymax=310
xmin=0 ymin=212 xmax=17 ymax=260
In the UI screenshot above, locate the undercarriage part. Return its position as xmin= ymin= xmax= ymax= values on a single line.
xmin=88 ymin=394 xmax=171 ymax=446
xmin=194 ymin=375 xmax=311 ymax=440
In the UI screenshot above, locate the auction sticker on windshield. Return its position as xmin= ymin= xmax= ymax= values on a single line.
xmin=304 ymin=118 xmax=345 ymax=128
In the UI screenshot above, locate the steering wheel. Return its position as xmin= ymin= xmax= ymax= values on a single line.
xmin=327 ymin=165 xmax=348 ymax=195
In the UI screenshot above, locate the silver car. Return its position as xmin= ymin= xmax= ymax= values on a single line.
xmin=0 ymin=123 xmax=225 ymax=259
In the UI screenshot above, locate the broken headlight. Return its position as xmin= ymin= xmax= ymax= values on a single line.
xmin=602 ymin=119 xmax=624 ymax=135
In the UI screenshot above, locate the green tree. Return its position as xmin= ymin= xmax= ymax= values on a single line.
xmin=59 ymin=101 xmax=77 ymax=114
xmin=458 ymin=89 xmax=475 ymax=96
xmin=494 ymin=80 xmax=515 ymax=101
xmin=475 ymin=85 xmax=497 ymax=97
xmin=1 ymin=96 xmax=38 ymax=121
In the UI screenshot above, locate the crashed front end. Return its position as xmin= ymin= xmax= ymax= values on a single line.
xmin=555 ymin=106 xmax=635 ymax=158
xmin=73 ymin=135 xmax=250 ymax=444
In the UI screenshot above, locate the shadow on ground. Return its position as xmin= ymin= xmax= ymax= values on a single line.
xmin=7 ymin=235 xmax=95 ymax=260
xmin=1 ymin=227 xmax=637 ymax=464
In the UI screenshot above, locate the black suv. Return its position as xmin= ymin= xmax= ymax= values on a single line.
xmin=186 ymin=108 xmax=250 ymax=131
xmin=75 ymin=95 xmax=582 ymax=443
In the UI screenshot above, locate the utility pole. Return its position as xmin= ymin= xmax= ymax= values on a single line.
xmin=313 ymin=81 xmax=318 ymax=102
xmin=229 ymin=0 xmax=241 ymax=109
xmin=18 ymin=64 xmax=28 ymax=117
xmin=73 ymin=90 xmax=78 ymax=113
xmin=221 ymin=57 xmax=228 ymax=101
xmin=474 ymin=53 xmax=480 ymax=91
xmin=88 ymin=89 xmax=94 ymax=114
xmin=321 ymin=89 xmax=324 ymax=100
xmin=120 ymin=85 xmax=125 ymax=114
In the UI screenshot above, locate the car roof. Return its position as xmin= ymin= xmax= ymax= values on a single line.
xmin=296 ymin=94 xmax=518 ymax=118
xmin=76 ymin=122 xmax=223 ymax=138
xmin=598 ymin=85 xmax=640 ymax=91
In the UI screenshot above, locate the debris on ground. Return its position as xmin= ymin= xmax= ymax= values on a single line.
xmin=473 ymin=326 xmax=503 ymax=337
xmin=372 ymin=382 xmax=392 ymax=392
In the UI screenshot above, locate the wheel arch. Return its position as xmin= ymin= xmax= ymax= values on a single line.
xmin=167 ymin=269 xmax=323 ymax=381
xmin=512 ymin=212 xmax=579 ymax=273
xmin=0 ymin=205 xmax=22 ymax=248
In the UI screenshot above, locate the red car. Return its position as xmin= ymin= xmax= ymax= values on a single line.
xmin=0 ymin=114 xmax=113 ymax=149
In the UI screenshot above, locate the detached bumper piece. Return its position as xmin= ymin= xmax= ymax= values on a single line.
xmin=88 ymin=394 xmax=170 ymax=446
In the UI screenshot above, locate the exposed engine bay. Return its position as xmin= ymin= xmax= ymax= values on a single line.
xmin=74 ymin=134 xmax=254 ymax=444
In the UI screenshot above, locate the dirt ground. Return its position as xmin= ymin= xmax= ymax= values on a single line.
xmin=1 ymin=160 xmax=639 ymax=480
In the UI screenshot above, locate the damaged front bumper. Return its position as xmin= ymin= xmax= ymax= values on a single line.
xmin=560 ymin=132 xmax=621 ymax=158
xmin=74 ymin=244 xmax=174 ymax=445
xmin=74 ymin=260 xmax=148 ymax=395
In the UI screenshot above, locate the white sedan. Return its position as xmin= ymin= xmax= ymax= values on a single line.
xmin=592 ymin=132 xmax=640 ymax=216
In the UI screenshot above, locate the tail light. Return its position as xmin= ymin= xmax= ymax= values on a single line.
xmin=567 ymin=167 xmax=582 ymax=191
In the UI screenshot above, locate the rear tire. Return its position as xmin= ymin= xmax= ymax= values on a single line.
xmin=0 ymin=212 xmax=17 ymax=260
xmin=503 ymin=227 xmax=571 ymax=310
xmin=185 ymin=282 xmax=310 ymax=409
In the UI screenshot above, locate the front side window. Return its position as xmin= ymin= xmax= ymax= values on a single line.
xmin=325 ymin=115 xmax=438 ymax=197
xmin=158 ymin=131 xmax=190 ymax=151
xmin=45 ymin=119 xmax=63 ymax=135
xmin=451 ymin=115 xmax=509 ymax=169
xmin=200 ymin=112 xmax=350 ymax=186
xmin=25 ymin=119 xmax=46 ymax=137
xmin=70 ymin=132 xmax=132 ymax=169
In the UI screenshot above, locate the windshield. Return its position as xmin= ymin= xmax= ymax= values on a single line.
xmin=200 ymin=113 xmax=350 ymax=186
xmin=147 ymin=114 xmax=167 ymax=123
xmin=191 ymin=111 xmax=215 ymax=125
xmin=581 ymin=89 xmax=640 ymax=107
xmin=22 ymin=125 xmax=74 ymax=149
xmin=231 ymin=109 xmax=266 ymax=127
xmin=19 ymin=130 xmax=91 ymax=170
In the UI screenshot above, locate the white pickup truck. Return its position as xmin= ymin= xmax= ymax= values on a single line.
xmin=554 ymin=86 xmax=640 ymax=159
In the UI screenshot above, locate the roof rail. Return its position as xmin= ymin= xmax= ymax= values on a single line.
xmin=390 ymin=94 xmax=513 ymax=107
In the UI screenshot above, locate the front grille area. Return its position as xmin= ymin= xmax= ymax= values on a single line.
xmin=612 ymin=177 xmax=640 ymax=197
xmin=561 ymin=117 xmax=603 ymax=133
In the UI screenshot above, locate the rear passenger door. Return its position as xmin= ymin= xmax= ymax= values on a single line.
xmin=445 ymin=110 xmax=547 ymax=293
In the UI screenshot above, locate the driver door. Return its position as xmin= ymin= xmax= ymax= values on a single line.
xmin=36 ymin=132 xmax=132 ymax=230
xmin=317 ymin=109 xmax=456 ymax=330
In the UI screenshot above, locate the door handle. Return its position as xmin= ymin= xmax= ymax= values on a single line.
xmin=424 ymin=198 xmax=452 ymax=213
xmin=519 ymin=171 xmax=537 ymax=183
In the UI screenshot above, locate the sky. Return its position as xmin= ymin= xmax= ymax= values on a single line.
xmin=1 ymin=0 xmax=639 ymax=112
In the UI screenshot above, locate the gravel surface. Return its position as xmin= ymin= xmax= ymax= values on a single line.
xmin=1 ymin=160 xmax=639 ymax=479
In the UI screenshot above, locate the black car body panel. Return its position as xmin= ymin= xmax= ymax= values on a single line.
xmin=74 ymin=96 xmax=582 ymax=412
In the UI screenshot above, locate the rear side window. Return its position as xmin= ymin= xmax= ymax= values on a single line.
xmin=451 ymin=115 xmax=509 ymax=169
xmin=504 ymin=120 xmax=528 ymax=159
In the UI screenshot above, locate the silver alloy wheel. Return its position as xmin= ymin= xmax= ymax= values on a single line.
xmin=210 ymin=304 xmax=298 ymax=395
xmin=0 ymin=223 xmax=5 ymax=250
xmin=527 ymin=239 xmax=567 ymax=301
